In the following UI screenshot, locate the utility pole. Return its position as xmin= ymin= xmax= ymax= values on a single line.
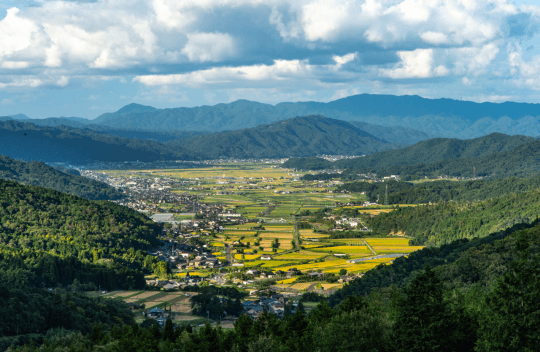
xmin=385 ymin=184 xmax=388 ymax=206
xmin=473 ymin=166 xmax=476 ymax=179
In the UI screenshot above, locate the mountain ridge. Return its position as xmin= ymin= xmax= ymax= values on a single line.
xmin=168 ymin=115 xmax=400 ymax=158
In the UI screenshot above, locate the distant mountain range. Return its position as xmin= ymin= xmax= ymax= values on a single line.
xmin=87 ymin=95 xmax=540 ymax=138
xmin=0 ymin=155 xmax=123 ymax=200
xmin=0 ymin=120 xmax=200 ymax=164
xmin=283 ymin=133 xmax=540 ymax=178
xmin=11 ymin=93 xmax=540 ymax=140
xmin=167 ymin=116 xmax=401 ymax=159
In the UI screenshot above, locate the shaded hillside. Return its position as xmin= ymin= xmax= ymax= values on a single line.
xmin=83 ymin=125 xmax=208 ymax=143
xmin=284 ymin=133 xmax=537 ymax=174
xmin=349 ymin=121 xmax=434 ymax=144
xmin=168 ymin=115 xmax=398 ymax=158
xmin=337 ymin=177 xmax=540 ymax=204
xmin=0 ymin=155 xmax=123 ymax=200
xmin=86 ymin=94 xmax=540 ymax=138
xmin=0 ymin=179 xmax=163 ymax=290
xmin=0 ymin=120 xmax=200 ymax=164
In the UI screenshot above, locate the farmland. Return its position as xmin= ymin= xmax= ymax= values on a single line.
xmin=100 ymin=163 xmax=426 ymax=295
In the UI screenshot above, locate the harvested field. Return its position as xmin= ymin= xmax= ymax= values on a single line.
xmin=174 ymin=314 xmax=200 ymax=321
xmin=131 ymin=292 xmax=163 ymax=300
xmin=113 ymin=291 xmax=139 ymax=297
xmin=172 ymin=304 xmax=193 ymax=314
xmin=153 ymin=294 xmax=182 ymax=302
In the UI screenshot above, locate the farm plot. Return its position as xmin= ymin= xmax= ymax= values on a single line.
xmin=290 ymin=283 xmax=313 ymax=291
xmin=371 ymin=246 xmax=424 ymax=254
xmin=234 ymin=254 xmax=260 ymax=260
xmin=365 ymin=238 xmax=411 ymax=246
xmin=130 ymin=292 xmax=163 ymax=300
xmin=277 ymin=251 xmax=325 ymax=260
xmin=258 ymin=232 xmax=294 ymax=239
xmin=311 ymin=246 xmax=372 ymax=254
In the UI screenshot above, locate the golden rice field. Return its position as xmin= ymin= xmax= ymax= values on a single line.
xmin=258 ymin=232 xmax=294 ymax=239
xmin=321 ymin=284 xmax=342 ymax=290
xmin=311 ymin=246 xmax=372 ymax=254
xmin=364 ymin=238 xmax=411 ymax=246
xmin=211 ymin=242 xmax=225 ymax=247
xmin=234 ymin=254 xmax=260 ymax=260
xmin=277 ymin=277 xmax=297 ymax=284
xmin=357 ymin=209 xmax=394 ymax=215
xmin=372 ymin=246 xmax=424 ymax=253
xmin=176 ymin=272 xmax=207 ymax=277
xmin=277 ymin=253 xmax=325 ymax=260
xmin=221 ymin=231 xmax=257 ymax=236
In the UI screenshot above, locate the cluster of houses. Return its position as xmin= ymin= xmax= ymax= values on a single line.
xmin=150 ymin=242 xmax=224 ymax=269
xmin=242 ymin=294 xmax=296 ymax=319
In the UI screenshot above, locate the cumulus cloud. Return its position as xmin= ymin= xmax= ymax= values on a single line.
xmin=380 ymin=49 xmax=447 ymax=79
xmin=181 ymin=32 xmax=236 ymax=63
xmin=0 ymin=0 xmax=538 ymax=108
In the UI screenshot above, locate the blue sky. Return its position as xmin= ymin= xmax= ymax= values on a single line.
xmin=2 ymin=0 xmax=540 ymax=119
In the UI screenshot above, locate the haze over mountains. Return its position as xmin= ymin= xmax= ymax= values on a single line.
xmin=168 ymin=116 xmax=401 ymax=159
xmin=0 ymin=155 xmax=123 ymax=200
xmin=284 ymin=133 xmax=540 ymax=178
xmin=0 ymin=120 xmax=199 ymax=164
xmin=8 ymin=93 xmax=540 ymax=140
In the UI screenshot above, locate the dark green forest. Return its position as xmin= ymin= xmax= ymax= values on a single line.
xmin=361 ymin=188 xmax=540 ymax=246
xmin=169 ymin=116 xmax=397 ymax=158
xmin=0 ymin=180 xmax=162 ymax=290
xmin=0 ymin=156 xmax=123 ymax=200
xmin=284 ymin=133 xmax=535 ymax=170
xmin=0 ymin=120 xmax=200 ymax=164
xmin=0 ymin=288 xmax=134 ymax=351
xmin=285 ymin=133 xmax=540 ymax=178
xmin=7 ymin=221 xmax=540 ymax=351
xmin=337 ymin=176 xmax=540 ymax=204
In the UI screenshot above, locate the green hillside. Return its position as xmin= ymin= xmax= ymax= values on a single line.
xmin=0 ymin=155 xmax=123 ymax=200
xmin=169 ymin=115 xmax=398 ymax=158
xmin=362 ymin=188 xmax=540 ymax=246
xmin=337 ymin=177 xmax=540 ymax=204
xmin=284 ymin=133 xmax=536 ymax=171
xmin=0 ymin=120 xmax=200 ymax=164
xmin=0 ymin=179 xmax=163 ymax=290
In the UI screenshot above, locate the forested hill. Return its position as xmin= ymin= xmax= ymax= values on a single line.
xmin=0 ymin=155 xmax=123 ymax=200
xmin=168 ymin=115 xmax=399 ymax=158
xmin=86 ymin=94 xmax=540 ymax=138
xmin=284 ymin=133 xmax=535 ymax=170
xmin=336 ymin=177 xmax=540 ymax=204
xmin=362 ymin=187 xmax=540 ymax=246
xmin=0 ymin=120 xmax=201 ymax=164
xmin=0 ymin=179 xmax=162 ymax=291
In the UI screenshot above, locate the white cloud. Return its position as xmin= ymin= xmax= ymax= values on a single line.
xmin=0 ymin=0 xmax=536 ymax=105
xmin=420 ymin=31 xmax=448 ymax=45
xmin=181 ymin=32 xmax=236 ymax=63
xmin=0 ymin=8 xmax=38 ymax=58
xmin=134 ymin=59 xmax=315 ymax=88
xmin=380 ymin=49 xmax=434 ymax=79
xmin=1 ymin=61 xmax=30 ymax=69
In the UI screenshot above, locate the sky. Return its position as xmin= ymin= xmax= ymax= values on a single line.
xmin=2 ymin=0 xmax=540 ymax=119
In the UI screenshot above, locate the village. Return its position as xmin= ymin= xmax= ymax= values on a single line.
xmin=87 ymin=163 xmax=423 ymax=327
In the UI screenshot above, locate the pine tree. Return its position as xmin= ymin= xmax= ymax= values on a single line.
xmin=476 ymin=232 xmax=540 ymax=351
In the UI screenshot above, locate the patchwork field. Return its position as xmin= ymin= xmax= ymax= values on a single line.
xmin=311 ymin=246 xmax=372 ymax=254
